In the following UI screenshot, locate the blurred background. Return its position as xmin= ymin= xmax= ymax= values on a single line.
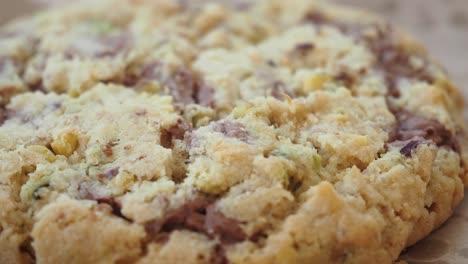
xmin=1 ymin=0 xmax=467 ymax=263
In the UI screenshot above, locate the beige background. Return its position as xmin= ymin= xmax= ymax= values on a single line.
xmin=1 ymin=0 xmax=467 ymax=263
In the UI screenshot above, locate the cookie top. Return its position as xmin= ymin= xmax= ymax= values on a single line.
xmin=0 ymin=0 xmax=467 ymax=263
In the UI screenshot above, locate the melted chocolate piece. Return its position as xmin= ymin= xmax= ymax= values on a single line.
xmin=19 ymin=237 xmax=36 ymax=262
xmin=396 ymin=111 xmax=456 ymax=148
xmin=77 ymin=181 xmax=129 ymax=219
xmin=49 ymin=102 xmax=62 ymax=110
xmin=303 ymin=12 xmax=435 ymax=97
xmin=184 ymin=131 xmax=199 ymax=151
xmin=125 ymin=63 xmax=215 ymax=108
xmin=267 ymin=60 xmax=277 ymax=67
xmin=304 ymin=10 xmax=357 ymax=33
xmin=302 ymin=13 xmax=456 ymax=154
xmin=144 ymin=197 xmax=210 ymax=241
xmin=169 ymin=69 xmax=199 ymax=105
xmin=98 ymin=167 xmax=120 ymax=180
xmin=294 ymin=43 xmax=315 ymax=55
xmin=210 ymin=244 xmax=228 ymax=264
xmin=205 ymin=205 xmax=247 ymax=243
xmin=212 ymin=121 xmax=250 ymax=142
xmin=270 ymin=81 xmax=292 ymax=99
xmin=103 ymin=142 xmax=117 ymax=157
xmin=399 ymin=139 xmax=422 ymax=157
xmin=288 ymin=178 xmax=303 ymax=193
xmin=304 ymin=11 xmax=330 ymax=25
xmin=207 ymin=205 xmax=247 ymax=243
xmin=196 ymin=82 xmax=216 ymax=107
xmin=144 ymin=197 xmax=247 ymax=245
xmin=255 ymin=70 xmax=293 ymax=99
xmin=362 ymin=27 xmax=434 ymax=97
xmin=160 ymin=119 xmax=191 ymax=148
xmin=335 ymin=71 xmax=356 ymax=88
xmin=96 ymin=197 xmax=129 ymax=220
xmin=389 ymin=109 xmax=459 ymax=153
xmin=168 ymin=68 xmax=216 ymax=107
xmin=0 ymin=106 xmax=6 ymax=126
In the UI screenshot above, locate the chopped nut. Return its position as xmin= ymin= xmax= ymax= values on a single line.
xmin=27 ymin=145 xmax=57 ymax=162
xmin=302 ymin=72 xmax=331 ymax=93
xmin=51 ymin=131 xmax=79 ymax=157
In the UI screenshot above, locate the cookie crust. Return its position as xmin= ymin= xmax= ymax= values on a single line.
xmin=0 ymin=0 xmax=467 ymax=263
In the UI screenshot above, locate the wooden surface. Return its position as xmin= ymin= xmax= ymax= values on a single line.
xmin=1 ymin=1 xmax=467 ymax=263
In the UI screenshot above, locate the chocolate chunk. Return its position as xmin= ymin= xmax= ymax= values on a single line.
xmin=256 ymin=70 xmax=293 ymax=99
xmin=159 ymin=131 xmax=172 ymax=149
xmin=160 ymin=119 xmax=191 ymax=148
xmin=144 ymin=220 xmax=164 ymax=241
xmin=144 ymin=197 xmax=210 ymax=241
xmin=169 ymin=68 xmax=199 ymax=106
xmin=49 ymin=102 xmax=62 ymax=110
xmin=103 ymin=142 xmax=117 ymax=157
xmin=125 ymin=63 xmax=215 ymax=108
xmin=391 ymin=110 xmax=459 ymax=152
xmin=196 ymin=82 xmax=216 ymax=107
xmin=212 ymin=120 xmax=250 ymax=142
xmin=0 ymin=106 xmax=6 ymax=126
xmin=267 ymin=60 xmax=277 ymax=67
xmin=19 ymin=237 xmax=35 ymax=262
xmin=303 ymin=10 xmax=354 ymax=33
xmin=294 ymin=43 xmax=315 ymax=55
xmin=397 ymin=111 xmax=455 ymax=146
xmin=96 ymin=197 xmax=129 ymax=220
xmin=304 ymin=11 xmax=330 ymax=25
xmin=205 ymin=205 xmax=247 ymax=244
xmin=210 ymin=244 xmax=228 ymax=264
xmin=141 ymin=66 xmax=206 ymax=107
xmin=399 ymin=139 xmax=422 ymax=157
xmin=144 ymin=197 xmax=247 ymax=245
xmin=270 ymin=81 xmax=292 ymax=99
xmin=165 ymin=197 xmax=209 ymax=233
xmin=361 ymin=26 xmax=434 ymax=97
xmin=77 ymin=182 xmax=129 ymax=219
xmin=335 ymin=71 xmax=356 ymax=88
xmin=288 ymin=178 xmax=303 ymax=193
xmin=295 ymin=43 xmax=315 ymax=51
xmin=303 ymin=13 xmax=435 ymax=97
xmin=0 ymin=86 xmax=19 ymax=102
xmin=98 ymin=167 xmax=120 ymax=180
xmin=122 ymin=62 xmax=162 ymax=87
xmin=29 ymin=81 xmax=47 ymax=94
xmin=184 ymin=131 xmax=199 ymax=151
xmin=170 ymin=69 xmax=215 ymax=107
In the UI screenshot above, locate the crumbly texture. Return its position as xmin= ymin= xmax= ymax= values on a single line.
xmin=0 ymin=0 xmax=467 ymax=263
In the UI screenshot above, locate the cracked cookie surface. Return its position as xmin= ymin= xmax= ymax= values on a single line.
xmin=0 ymin=0 xmax=467 ymax=263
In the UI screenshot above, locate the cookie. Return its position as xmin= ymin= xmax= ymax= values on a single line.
xmin=0 ymin=0 xmax=467 ymax=263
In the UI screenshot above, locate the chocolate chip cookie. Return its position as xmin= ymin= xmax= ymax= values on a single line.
xmin=1 ymin=0 xmax=467 ymax=263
